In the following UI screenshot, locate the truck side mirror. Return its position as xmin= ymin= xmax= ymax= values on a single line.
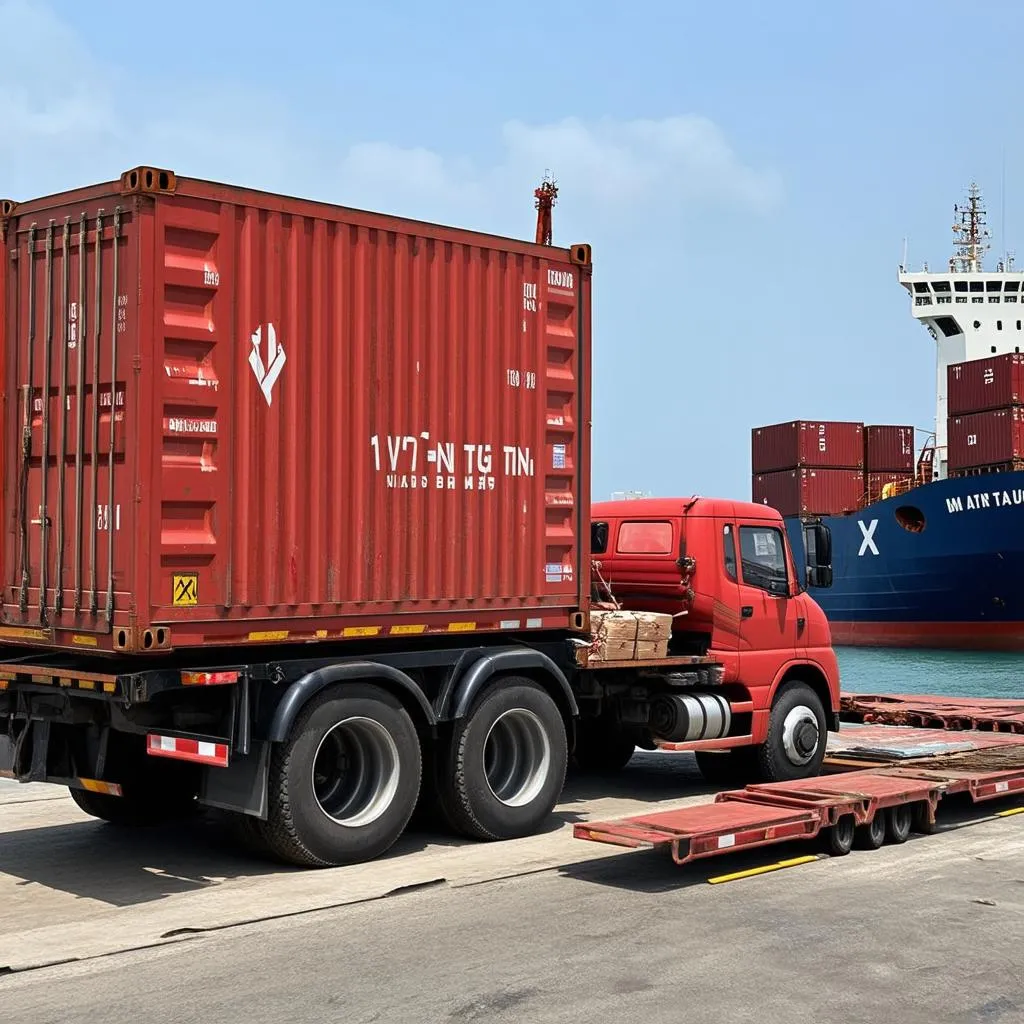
xmin=807 ymin=565 xmax=833 ymax=588
xmin=804 ymin=522 xmax=833 ymax=589
xmin=810 ymin=523 xmax=832 ymax=568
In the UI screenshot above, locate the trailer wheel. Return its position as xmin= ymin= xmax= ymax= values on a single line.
xmin=258 ymin=684 xmax=421 ymax=867
xmin=854 ymin=813 xmax=887 ymax=850
xmin=755 ymin=681 xmax=827 ymax=783
xmin=573 ymin=718 xmax=635 ymax=774
xmin=438 ymin=677 xmax=567 ymax=841
xmin=886 ymin=804 xmax=913 ymax=844
xmin=822 ymin=813 xmax=855 ymax=856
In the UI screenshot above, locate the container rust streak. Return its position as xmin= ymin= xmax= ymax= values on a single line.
xmin=1 ymin=169 xmax=592 ymax=654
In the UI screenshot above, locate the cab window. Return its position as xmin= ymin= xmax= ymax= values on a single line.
xmin=739 ymin=526 xmax=788 ymax=594
xmin=591 ymin=521 xmax=609 ymax=554
xmin=616 ymin=520 xmax=674 ymax=554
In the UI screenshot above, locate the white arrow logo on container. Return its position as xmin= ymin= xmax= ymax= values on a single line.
xmin=249 ymin=323 xmax=286 ymax=407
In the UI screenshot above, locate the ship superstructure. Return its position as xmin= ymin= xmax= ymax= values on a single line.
xmin=898 ymin=185 xmax=1024 ymax=481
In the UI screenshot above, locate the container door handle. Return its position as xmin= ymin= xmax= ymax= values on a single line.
xmin=741 ymin=606 xmax=753 ymax=619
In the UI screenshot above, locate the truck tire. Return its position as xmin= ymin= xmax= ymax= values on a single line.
xmin=257 ymin=684 xmax=421 ymax=867
xmin=437 ymin=677 xmax=567 ymax=841
xmin=573 ymin=718 xmax=635 ymax=774
xmin=754 ymin=681 xmax=828 ymax=784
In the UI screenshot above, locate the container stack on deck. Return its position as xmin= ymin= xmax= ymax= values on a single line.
xmin=863 ymin=424 xmax=916 ymax=502
xmin=947 ymin=353 xmax=1024 ymax=476
xmin=750 ymin=420 xmax=864 ymax=516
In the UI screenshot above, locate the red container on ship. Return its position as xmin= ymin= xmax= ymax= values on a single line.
xmin=0 ymin=167 xmax=591 ymax=654
xmin=947 ymin=353 xmax=1024 ymax=416
xmin=751 ymin=420 xmax=863 ymax=473
xmin=866 ymin=471 xmax=914 ymax=504
xmin=864 ymin=424 xmax=915 ymax=472
xmin=947 ymin=406 xmax=1024 ymax=471
xmin=752 ymin=468 xmax=864 ymax=517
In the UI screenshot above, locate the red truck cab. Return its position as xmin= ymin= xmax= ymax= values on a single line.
xmin=589 ymin=497 xmax=840 ymax=783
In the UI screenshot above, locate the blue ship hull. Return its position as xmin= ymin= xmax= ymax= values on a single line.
xmin=783 ymin=471 xmax=1024 ymax=650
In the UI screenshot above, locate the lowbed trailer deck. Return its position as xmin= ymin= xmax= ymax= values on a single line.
xmin=576 ymin=696 xmax=1024 ymax=866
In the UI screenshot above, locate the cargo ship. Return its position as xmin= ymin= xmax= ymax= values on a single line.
xmin=752 ymin=185 xmax=1024 ymax=650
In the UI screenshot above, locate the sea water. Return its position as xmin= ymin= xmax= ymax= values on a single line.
xmin=837 ymin=647 xmax=1024 ymax=699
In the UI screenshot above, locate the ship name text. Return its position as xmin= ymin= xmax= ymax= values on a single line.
xmin=946 ymin=489 xmax=1024 ymax=514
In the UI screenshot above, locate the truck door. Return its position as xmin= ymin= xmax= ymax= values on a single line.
xmin=733 ymin=519 xmax=804 ymax=690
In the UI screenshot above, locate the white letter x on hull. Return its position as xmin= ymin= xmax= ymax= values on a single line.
xmin=858 ymin=519 xmax=879 ymax=556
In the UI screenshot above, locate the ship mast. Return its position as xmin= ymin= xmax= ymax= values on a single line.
xmin=534 ymin=173 xmax=557 ymax=246
xmin=949 ymin=183 xmax=991 ymax=273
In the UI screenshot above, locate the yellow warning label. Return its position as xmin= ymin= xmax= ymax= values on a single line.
xmin=173 ymin=573 xmax=199 ymax=607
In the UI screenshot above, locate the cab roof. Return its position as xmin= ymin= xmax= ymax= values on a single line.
xmin=591 ymin=496 xmax=782 ymax=521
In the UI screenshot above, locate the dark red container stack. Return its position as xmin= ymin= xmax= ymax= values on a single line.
xmin=946 ymin=354 xmax=1024 ymax=473
xmin=863 ymin=424 xmax=915 ymax=503
xmin=752 ymin=468 xmax=864 ymax=517
xmin=947 ymin=407 xmax=1024 ymax=471
xmin=750 ymin=420 xmax=864 ymax=516
xmin=864 ymin=424 xmax=915 ymax=472
xmin=751 ymin=420 xmax=864 ymax=473
xmin=947 ymin=353 xmax=1024 ymax=417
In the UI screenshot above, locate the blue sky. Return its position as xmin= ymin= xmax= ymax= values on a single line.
xmin=5 ymin=0 xmax=1024 ymax=500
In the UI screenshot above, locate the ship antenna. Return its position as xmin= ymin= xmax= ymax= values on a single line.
xmin=534 ymin=171 xmax=557 ymax=246
xmin=950 ymin=182 xmax=990 ymax=273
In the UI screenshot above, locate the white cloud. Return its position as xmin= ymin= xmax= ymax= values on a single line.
xmin=0 ymin=2 xmax=781 ymax=234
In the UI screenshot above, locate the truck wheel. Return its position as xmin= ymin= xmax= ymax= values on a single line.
xmin=854 ymin=813 xmax=887 ymax=850
xmin=258 ymin=684 xmax=421 ymax=867
xmin=755 ymin=681 xmax=827 ymax=783
xmin=822 ymin=814 xmax=855 ymax=856
xmin=438 ymin=677 xmax=567 ymax=841
xmin=573 ymin=718 xmax=635 ymax=773
xmin=694 ymin=749 xmax=756 ymax=787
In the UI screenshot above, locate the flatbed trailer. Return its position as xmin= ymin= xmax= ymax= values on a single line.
xmin=576 ymin=698 xmax=1024 ymax=866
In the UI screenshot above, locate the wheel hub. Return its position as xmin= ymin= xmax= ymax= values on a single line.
xmin=781 ymin=705 xmax=821 ymax=766
xmin=311 ymin=716 xmax=401 ymax=828
xmin=483 ymin=708 xmax=552 ymax=807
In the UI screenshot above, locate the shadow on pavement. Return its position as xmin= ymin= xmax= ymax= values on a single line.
xmin=0 ymin=750 xmax=714 ymax=908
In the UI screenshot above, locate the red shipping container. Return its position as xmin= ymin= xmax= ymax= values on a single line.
xmin=947 ymin=407 xmax=1024 ymax=470
xmin=864 ymin=424 xmax=915 ymax=472
xmin=947 ymin=353 xmax=1024 ymax=416
xmin=750 ymin=420 xmax=863 ymax=473
xmin=866 ymin=471 xmax=914 ymax=504
xmin=0 ymin=166 xmax=591 ymax=655
xmin=752 ymin=468 xmax=865 ymax=517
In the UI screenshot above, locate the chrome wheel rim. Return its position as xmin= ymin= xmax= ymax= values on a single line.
xmin=483 ymin=708 xmax=552 ymax=807
xmin=781 ymin=705 xmax=820 ymax=766
xmin=312 ymin=717 xmax=401 ymax=827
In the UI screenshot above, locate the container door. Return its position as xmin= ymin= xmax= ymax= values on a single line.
xmin=2 ymin=204 xmax=137 ymax=637
xmin=734 ymin=518 xmax=803 ymax=697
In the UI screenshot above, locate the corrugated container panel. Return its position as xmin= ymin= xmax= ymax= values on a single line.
xmin=751 ymin=420 xmax=863 ymax=473
xmin=0 ymin=168 xmax=591 ymax=654
xmin=866 ymin=471 xmax=914 ymax=504
xmin=947 ymin=353 xmax=1024 ymax=416
xmin=947 ymin=407 xmax=1024 ymax=471
xmin=864 ymin=424 xmax=915 ymax=472
xmin=751 ymin=468 xmax=864 ymax=517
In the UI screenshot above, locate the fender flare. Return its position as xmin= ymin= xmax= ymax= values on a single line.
xmin=266 ymin=662 xmax=437 ymax=744
xmin=437 ymin=647 xmax=579 ymax=722
xmin=766 ymin=658 xmax=839 ymax=731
